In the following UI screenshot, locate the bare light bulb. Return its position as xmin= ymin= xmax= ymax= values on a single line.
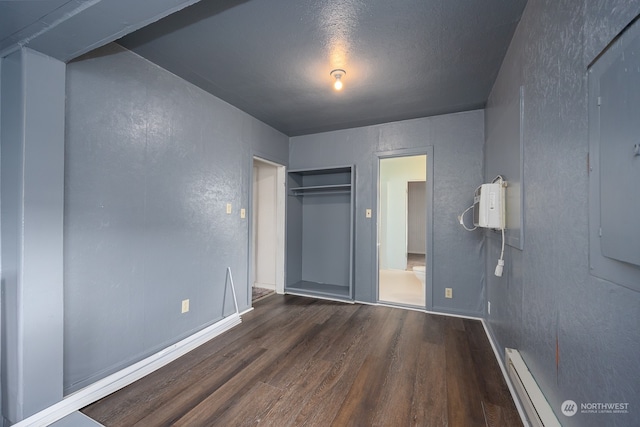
xmin=330 ymin=69 xmax=346 ymax=91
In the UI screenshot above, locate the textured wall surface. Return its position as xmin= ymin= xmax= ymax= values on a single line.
xmin=0 ymin=49 xmax=66 ymax=423
xmin=64 ymin=43 xmax=287 ymax=393
xmin=484 ymin=85 xmax=523 ymax=249
xmin=290 ymin=110 xmax=485 ymax=316
xmin=485 ymin=1 xmax=640 ymax=426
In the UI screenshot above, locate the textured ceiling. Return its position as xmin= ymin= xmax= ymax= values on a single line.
xmin=1 ymin=0 xmax=527 ymax=137
xmin=120 ymin=0 xmax=527 ymax=136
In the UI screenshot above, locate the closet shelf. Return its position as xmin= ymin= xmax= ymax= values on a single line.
xmin=289 ymin=183 xmax=351 ymax=195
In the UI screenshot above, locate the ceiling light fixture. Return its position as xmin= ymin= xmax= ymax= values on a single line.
xmin=330 ymin=69 xmax=346 ymax=91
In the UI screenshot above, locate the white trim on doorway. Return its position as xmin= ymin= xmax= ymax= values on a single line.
xmin=250 ymin=156 xmax=286 ymax=301
xmin=374 ymin=147 xmax=434 ymax=311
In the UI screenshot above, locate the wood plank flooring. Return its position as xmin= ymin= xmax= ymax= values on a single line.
xmin=82 ymin=295 xmax=522 ymax=427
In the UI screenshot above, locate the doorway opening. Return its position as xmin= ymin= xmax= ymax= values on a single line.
xmin=378 ymin=154 xmax=428 ymax=308
xmin=251 ymin=157 xmax=285 ymax=304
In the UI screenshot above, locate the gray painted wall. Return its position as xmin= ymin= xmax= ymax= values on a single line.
xmin=0 ymin=48 xmax=66 ymax=424
xmin=485 ymin=85 xmax=523 ymax=250
xmin=64 ymin=43 xmax=287 ymax=393
xmin=290 ymin=110 xmax=485 ymax=316
xmin=485 ymin=1 xmax=640 ymax=426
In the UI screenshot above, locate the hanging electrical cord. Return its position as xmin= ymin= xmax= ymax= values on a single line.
xmin=492 ymin=175 xmax=506 ymax=277
xmin=495 ymin=226 xmax=505 ymax=277
xmin=458 ymin=204 xmax=477 ymax=231
xmin=458 ymin=176 xmax=507 ymax=277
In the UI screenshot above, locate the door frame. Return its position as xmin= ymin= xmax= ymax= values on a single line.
xmin=374 ymin=147 xmax=434 ymax=310
xmin=249 ymin=155 xmax=286 ymax=307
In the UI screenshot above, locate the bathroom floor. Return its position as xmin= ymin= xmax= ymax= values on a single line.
xmin=406 ymin=253 xmax=425 ymax=271
xmin=379 ymin=269 xmax=425 ymax=307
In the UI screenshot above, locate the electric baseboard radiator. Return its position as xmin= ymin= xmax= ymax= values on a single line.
xmin=505 ymin=348 xmax=561 ymax=427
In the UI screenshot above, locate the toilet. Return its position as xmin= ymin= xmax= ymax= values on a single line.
xmin=413 ymin=265 xmax=426 ymax=285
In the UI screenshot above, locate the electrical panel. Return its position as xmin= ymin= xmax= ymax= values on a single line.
xmin=588 ymin=16 xmax=640 ymax=292
xmin=473 ymin=183 xmax=505 ymax=229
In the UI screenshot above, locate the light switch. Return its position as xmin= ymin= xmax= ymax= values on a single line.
xmin=226 ymin=203 xmax=232 ymax=214
xmin=240 ymin=208 xmax=246 ymax=219
xmin=365 ymin=209 xmax=372 ymax=218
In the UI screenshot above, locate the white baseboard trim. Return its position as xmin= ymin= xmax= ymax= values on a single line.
xmin=481 ymin=320 xmax=530 ymax=427
xmin=253 ymin=282 xmax=276 ymax=291
xmin=14 ymin=314 xmax=242 ymax=427
xmin=240 ymin=306 xmax=254 ymax=315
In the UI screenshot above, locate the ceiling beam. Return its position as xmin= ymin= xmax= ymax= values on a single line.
xmin=0 ymin=0 xmax=203 ymax=62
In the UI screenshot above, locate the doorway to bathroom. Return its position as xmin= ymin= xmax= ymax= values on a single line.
xmin=377 ymin=152 xmax=431 ymax=308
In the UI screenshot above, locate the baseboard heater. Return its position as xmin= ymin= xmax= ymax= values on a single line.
xmin=505 ymin=348 xmax=561 ymax=427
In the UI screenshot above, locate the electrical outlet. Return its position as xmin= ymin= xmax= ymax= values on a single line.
xmin=240 ymin=208 xmax=246 ymax=219
xmin=488 ymin=300 xmax=491 ymax=315
xmin=226 ymin=203 xmax=232 ymax=214
xmin=181 ymin=299 xmax=190 ymax=313
xmin=445 ymin=288 xmax=453 ymax=298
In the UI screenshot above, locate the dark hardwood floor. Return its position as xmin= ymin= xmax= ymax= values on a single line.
xmin=82 ymin=295 xmax=523 ymax=427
